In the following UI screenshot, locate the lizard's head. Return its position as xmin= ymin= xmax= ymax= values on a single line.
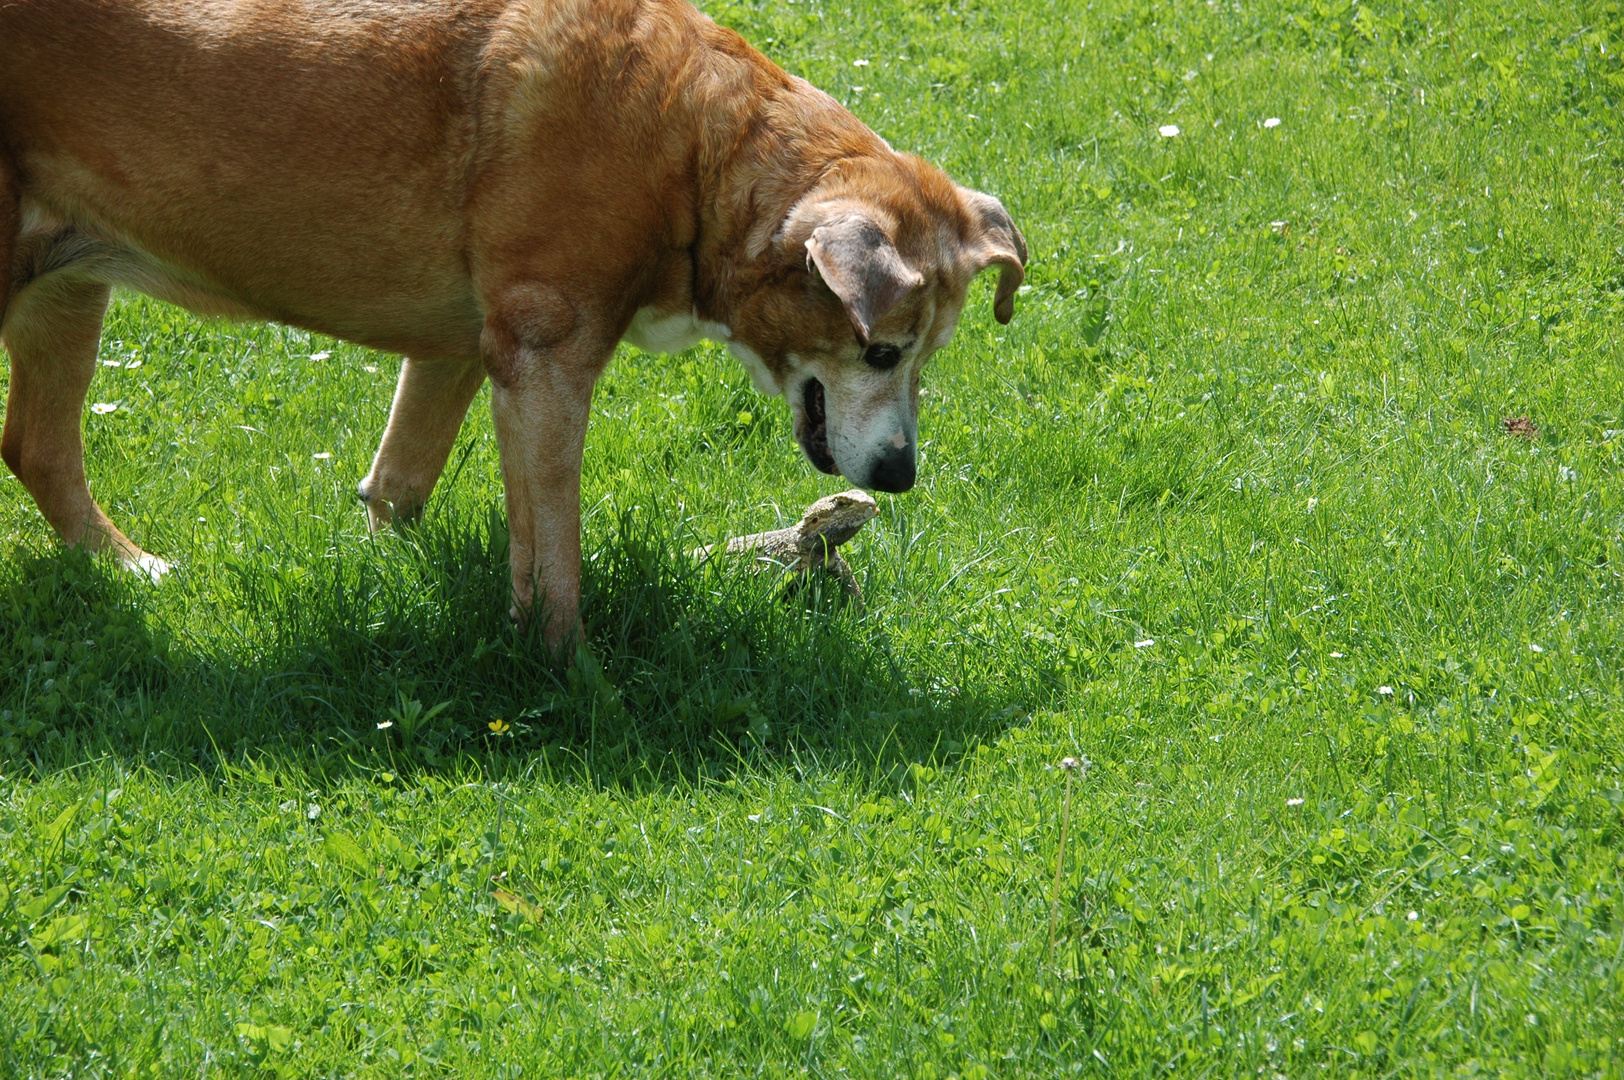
xmin=796 ymin=489 xmax=879 ymax=552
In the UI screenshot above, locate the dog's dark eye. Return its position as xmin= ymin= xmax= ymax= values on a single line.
xmin=863 ymin=343 xmax=903 ymax=371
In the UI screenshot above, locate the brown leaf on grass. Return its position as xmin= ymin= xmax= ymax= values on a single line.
xmin=1502 ymin=416 xmax=1539 ymax=440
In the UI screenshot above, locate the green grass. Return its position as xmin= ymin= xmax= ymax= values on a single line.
xmin=4 ymin=0 xmax=1624 ymax=1074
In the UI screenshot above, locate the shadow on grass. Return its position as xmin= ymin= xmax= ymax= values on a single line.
xmin=0 ymin=509 xmax=1044 ymax=788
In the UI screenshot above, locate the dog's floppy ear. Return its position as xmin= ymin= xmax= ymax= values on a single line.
xmin=961 ymin=188 xmax=1028 ymax=324
xmin=805 ymin=215 xmax=924 ymax=347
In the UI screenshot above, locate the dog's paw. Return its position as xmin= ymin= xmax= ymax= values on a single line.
xmin=124 ymin=552 xmax=172 ymax=583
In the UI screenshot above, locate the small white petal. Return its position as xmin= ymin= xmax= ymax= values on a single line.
xmin=1264 ymin=117 xmax=1282 ymax=128
xmin=1134 ymin=638 xmax=1155 ymax=648
xmin=1286 ymin=798 xmax=1305 ymax=807
xmin=1158 ymin=124 xmax=1180 ymax=138
xmin=90 ymin=402 xmax=119 ymax=414
xmin=309 ymin=351 xmax=331 ymax=361
xmin=1377 ymin=685 xmax=1394 ymax=695
xmin=312 ymin=452 xmax=332 ymax=460
xmin=1528 ymin=643 xmax=1544 ymax=653
xmin=853 ymin=58 xmax=869 ymax=66
xmin=1329 ymin=652 xmax=1343 ymax=658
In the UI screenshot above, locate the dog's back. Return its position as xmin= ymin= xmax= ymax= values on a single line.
xmin=0 ymin=0 xmax=508 ymax=352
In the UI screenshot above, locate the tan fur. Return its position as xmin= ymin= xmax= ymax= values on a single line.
xmin=0 ymin=0 xmax=1025 ymax=650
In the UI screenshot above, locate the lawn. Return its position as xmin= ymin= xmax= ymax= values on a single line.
xmin=3 ymin=0 xmax=1624 ymax=1075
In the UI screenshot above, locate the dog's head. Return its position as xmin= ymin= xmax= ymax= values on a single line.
xmin=725 ymin=155 xmax=1026 ymax=492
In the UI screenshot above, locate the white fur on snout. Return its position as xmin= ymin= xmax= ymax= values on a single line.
xmin=821 ymin=362 xmax=919 ymax=484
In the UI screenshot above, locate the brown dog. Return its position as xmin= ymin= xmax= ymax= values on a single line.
xmin=0 ymin=0 xmax=1025 ymax=648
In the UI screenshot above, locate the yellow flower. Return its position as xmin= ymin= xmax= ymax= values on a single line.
xmin=488 ymin=718 xmax=511 ymax=734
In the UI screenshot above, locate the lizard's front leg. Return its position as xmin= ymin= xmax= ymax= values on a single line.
xmin=482 ymin=290 xmax=615 ymax=654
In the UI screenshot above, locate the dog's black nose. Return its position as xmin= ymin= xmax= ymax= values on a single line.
xmin=867 ymin=445 xmax=916 ymax=493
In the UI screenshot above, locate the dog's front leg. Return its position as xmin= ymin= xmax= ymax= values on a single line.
xmin=482 ymin=302 xmax=613 ymax=654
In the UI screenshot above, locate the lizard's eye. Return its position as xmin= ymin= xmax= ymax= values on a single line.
xmin=863 ymin=343 xmax=903 ymax=371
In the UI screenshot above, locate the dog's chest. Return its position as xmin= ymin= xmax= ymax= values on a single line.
xmin=624 ymin=306 xmax=732 ymax=354
xmin=622 ymin=306 xmax=778 ymax=394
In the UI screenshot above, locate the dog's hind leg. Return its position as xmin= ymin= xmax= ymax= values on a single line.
xmin=0 ymin=272 xmax=166 ymax=578
xmin=358 ymin=355 xmax=486 ymax=529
